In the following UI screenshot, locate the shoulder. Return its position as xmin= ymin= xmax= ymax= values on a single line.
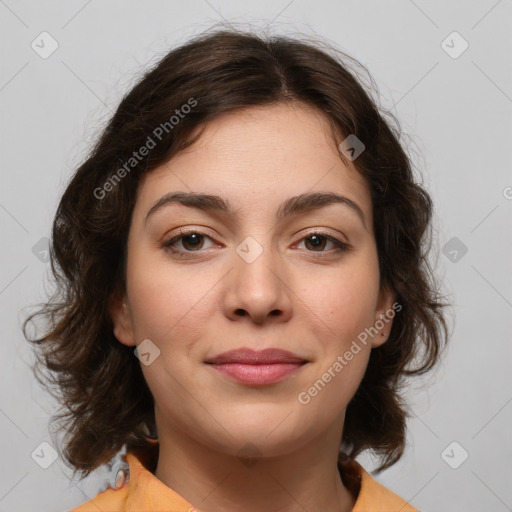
xmin=68 ymin=486 xmax=129 ymax=512
xmin=67 ymin=449 xmax=193 ymax=512
xmin=352 ymin=462 xmax=419 ymax=512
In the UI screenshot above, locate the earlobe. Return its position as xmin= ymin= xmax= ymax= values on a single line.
xmin=371 ymin=284 xmax=397 ymax=349
xmin=108 ymin=294 xmax=136 ymax=347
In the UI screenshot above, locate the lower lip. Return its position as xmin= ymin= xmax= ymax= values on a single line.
xmin=208 ymin=362 xmax=305 ymax=385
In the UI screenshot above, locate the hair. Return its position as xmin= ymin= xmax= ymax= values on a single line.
xmin=23 ymin=26 xmax=451 ymax=478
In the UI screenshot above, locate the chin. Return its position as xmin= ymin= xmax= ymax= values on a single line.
xmin=221 ymin=431 xmax=310 ymax=461
xmin=202 ymin=413 xmax=316 ymax=459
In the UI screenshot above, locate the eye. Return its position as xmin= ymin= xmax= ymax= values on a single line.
xmin=162 ymin=229 xmax=215 ymax=255
xmin=161 ymin=229 xmax=350 ymax=257
xmin=295 ymin=232 xmax=350 ymax=254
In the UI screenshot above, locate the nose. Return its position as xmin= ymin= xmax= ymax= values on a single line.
xmin=222 ymin=238 xmax=293 ymax=325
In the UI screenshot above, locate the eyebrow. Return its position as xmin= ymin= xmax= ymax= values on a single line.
xmin=145 ymin=191 xmax=367 ymax=228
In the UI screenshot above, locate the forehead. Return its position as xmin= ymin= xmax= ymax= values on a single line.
xmin=134 ymin=102 xmax=372 ymax=226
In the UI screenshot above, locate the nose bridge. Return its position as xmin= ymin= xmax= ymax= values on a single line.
xmin=235 ymin=233 xmax=282 ymax=296
xmin=225 ymin=233 xmax=292 ymax=322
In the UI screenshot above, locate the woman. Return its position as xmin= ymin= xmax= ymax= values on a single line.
xmin=25 ymin=28 xmax=450 ymax=511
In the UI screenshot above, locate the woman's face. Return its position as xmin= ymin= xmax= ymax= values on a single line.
xmin=111 ymin=102 xmax=395 ymax=459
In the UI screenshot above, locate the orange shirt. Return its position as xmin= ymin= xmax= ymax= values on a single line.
xmin=69 ymin=449 xmax=418 ymax=512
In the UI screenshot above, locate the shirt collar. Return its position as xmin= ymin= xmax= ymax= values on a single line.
xmin=118 ymin=444 xmax=414 ymax=511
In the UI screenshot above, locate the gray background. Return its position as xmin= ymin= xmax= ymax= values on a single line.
xmin=1 ymin=1 xmax=511 ymax=511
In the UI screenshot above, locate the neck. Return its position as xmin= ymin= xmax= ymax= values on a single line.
xmin=153 ymin=415 xmax=356 ymax=512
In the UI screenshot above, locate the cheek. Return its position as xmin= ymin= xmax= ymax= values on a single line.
xmin=304 ymin=264 xmax=379 ymax=346
xmin=126 ymin=250 xmax=218 ymax=348
xmin=297 ymin=273 xmax=376 ymax=416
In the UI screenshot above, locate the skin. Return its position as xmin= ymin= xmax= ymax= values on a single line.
xmin=110 ymin=101 xmax=395 ymax=512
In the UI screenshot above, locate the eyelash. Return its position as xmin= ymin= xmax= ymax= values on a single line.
xmin=161 ymin=228 xmax=350 ymax=257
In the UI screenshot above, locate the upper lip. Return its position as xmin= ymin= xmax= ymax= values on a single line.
xmin=205 ymin=348 xmax=307 ymax=365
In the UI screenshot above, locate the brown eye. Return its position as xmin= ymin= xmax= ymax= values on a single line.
xmin=304 ymin=234 xmax=328 ymax=251
xmin=162 ymin=230 xmax=214 ymax=254
xmin=179 ymin=232 xmax=205 ymax=251
xmin=297 ymin=232 xmax=350 ymax=254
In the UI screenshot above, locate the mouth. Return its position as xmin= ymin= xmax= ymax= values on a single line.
xmin=205 ymin=348 xmax=308 ymax=386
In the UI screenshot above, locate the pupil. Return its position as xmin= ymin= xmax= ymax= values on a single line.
xmin=307 ymin=235 xmax=325 ymax=250
xmin=184 ymin=233 xmax=202 ymax=249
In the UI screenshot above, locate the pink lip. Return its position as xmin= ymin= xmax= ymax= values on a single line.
xmin=205 ymin=348 xmax=308 ymax=385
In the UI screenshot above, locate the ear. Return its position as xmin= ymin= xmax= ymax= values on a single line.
xmin=371 ymin=284 xmax=397 ymax=349
xmin=108 ymin=293 xmax=136 ymax=347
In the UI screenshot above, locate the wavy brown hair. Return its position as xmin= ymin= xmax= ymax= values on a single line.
xmin=23 ymin=26 xmax=451 ymax=477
